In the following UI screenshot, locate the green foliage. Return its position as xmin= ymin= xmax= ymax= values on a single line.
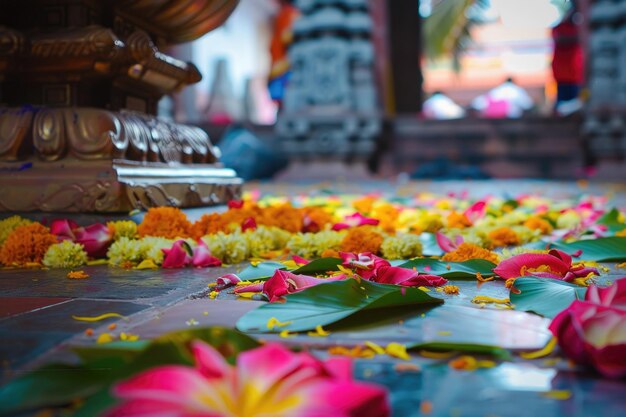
xmin=236 ymin=279 xmax=443 ymax=333
xmin=510 ymin=277 xmax=587 ymax=318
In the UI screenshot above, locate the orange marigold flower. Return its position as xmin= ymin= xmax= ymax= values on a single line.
xmin=137 ymin=207 xmax=191 ymax=239
xmin=67 ymin=270 xmax=89 ymax=279
xmin=372 ymin=203 xmax=400 ymax=234
xmin=442 ymin=243 xmax=500 ymax=264
xmin=616 ymin=228 xmax=626 ymax=237
xmin=0 ymin=223 xmax=57 ymax=266
xmin=524 ymin=216 xmax=553 ymax=235
xmin=191 ymin=213 xmax=231 ymax=238
xmin=487 ymin=227 xmax=520 ymax=248
xmin=352 ymin=196 xmax=376 ymax=215
xmin=340 ymin=227 xmax=384 ymax=254
xmin=321 ymin=248 xmax=340 ymax=258
xmin=260 ymin=204 xmax=303 ymax=233
xmin=447 ymin=211 xmax=472 ymax=229
xmin=302 ymin=207 xmax=334 ymax=232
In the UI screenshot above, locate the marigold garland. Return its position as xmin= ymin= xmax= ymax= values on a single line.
xmin=441 ymin=243 xmax=500 ymax=264
xmin=340 ymin=227 xmax=384 ymax=254
xmin=0 ymin=223 xmax=58 ymax=266
xmin=137 ymin=207 xmax=191 ymax=239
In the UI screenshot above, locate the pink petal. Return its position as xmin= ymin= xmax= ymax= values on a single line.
xmin=347 ymin=212 xmax=380 ymax=227
xmin=332 ymin=222 xmax=350 ymax=231
xmin=306 ymin=380 xmax=391 ymax=417
xmin=103 ymin=399 xmax=221 ymax=417
xmin=436 ymin=232 xmax=459 ymax=253
xmin=586 ymin=278 xmax=626 ymax=310
xmin=192 ymin=240 xmax=221 ymax=268
xmin=216 ymin=273 xmax=241 ymax=290
xmin=493 ymin=252 xmax=571 ymax=279
xmin=162 ymin=240 xmax=192 ymax=268
xmin=190 ymin=341 xmax=231 ymax=379
xmin=464 ymin=200 xmax=487 ymax=223
xmin=50 ymin=219 xmax=78 ymax=239
xmin=263 ymin=270 xmax=346 ymax=302
xmin=233 ymin=283 xmax=265 ymax=294
xmin=112 ymin=366 xmax=212 ymax=406
xmin=549 ymin=300 xmax=593 ymax=366
xmin=374 ymin=266 xmax=447 ymax=287
xmin=588 ymin=342 xmax=626 ymax=379
xmin=73 ymin=223 xmax=112 ymax=258
xmin=292 ymin=255 xmax=310 ymax=265
xmin=241 ymin=217 xmax=257 ymax=231
xmin=228 ymin=200 xmax=244 ymax=209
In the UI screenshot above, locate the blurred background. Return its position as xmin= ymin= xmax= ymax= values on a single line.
xmin=159 ymin=0 xmax=625 ymax=182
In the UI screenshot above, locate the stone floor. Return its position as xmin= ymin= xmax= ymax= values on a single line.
xmin=2 ymin=180 xmax=626 ymax=417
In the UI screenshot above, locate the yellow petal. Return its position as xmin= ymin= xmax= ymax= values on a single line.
xmin=364 ymin=341 xmax=385 ymax=355
xmin=135 ymin=259 xmax=158 ymax=270
xmin=96 ymin=333 xmax=114 ymax=344
xmin=72 ymin=312 xmax=126 ymax=322
xmin=519 ymin=337 xmax=557 ymax=359
xmin=386 ymin=342 xmax=411 ymax=360
xmin=267 ymin=317 xmax=292 ymax=330
xmin=541 ymin=390 xmax=572 ymax=400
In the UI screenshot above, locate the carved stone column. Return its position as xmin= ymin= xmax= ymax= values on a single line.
xmin=0 ymin=0 xmax=242 ymax=212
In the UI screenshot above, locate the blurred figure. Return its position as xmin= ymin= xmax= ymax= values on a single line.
xmin=470 ymin=77 xmax=534 ymax=118
xmin=551 ymin=3 xmax=584 ymax=115
xmin=422 ymin=91 xmax=466 ymax=119
xmin=268 ymin=0 xmax=299 ymax=110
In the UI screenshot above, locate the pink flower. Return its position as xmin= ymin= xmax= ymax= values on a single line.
xmin=464 ymin=200 xmax=487 ymax=223
xmin=192 ymin=240 xmax=222 ymax=268
xmin=340 ymin=252 xmax=447 ymax=287
xmin=332 ymin=213 xmax=380 ymax=231
xmin=262 ymin=270 xmax=347 ymax=302
xmin=549 ymin=278 xmax=626 ymax=378
xmin=241 ymin=217 xmax=257 ymax=231
xmin=373 ymin=265 xmax=448 ymax=287
xmin=105 ymin=341 xmax=390 ymax=417
xmin=162 ymin=240 xmax=192 ymax=268
xmin=50 ymin=219 xmax=112 ymax=258
xmin=292 ymin=255 xmax=310 ymax=265
xmin=493 ymin=249 xmax=599 ymax=282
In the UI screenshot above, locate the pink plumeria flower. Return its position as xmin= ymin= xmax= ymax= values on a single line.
xmin=104 ymin=341 xmax=390 ymax=417
xmin=494 ymin=249 xmax=599 ymax=282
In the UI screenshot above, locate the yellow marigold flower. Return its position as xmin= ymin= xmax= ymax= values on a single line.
xmin=107 ymin=220 xmax=137 ymax=240
xmin=0 ymin=223 xmax=57 ymax=266
xmin=287 ymin=231 xmax=345 ymax=258
xmin=413 ymin=212 xmax=444 ymax=234
xmin=43 ymin=241 xmax=88 ymax=268
xmin=0 ymin=215 xmax=32 ymax=246
xmin=137 ymin=207 xmax=191 ymax=239
xmin=524 ymin=216 xmax=553 ymax=235
xmin=442 ymin=243 xmax=500 ymax=263
xmin=487 ymin=227 xmax=520 ymax=248
xmin=447 ymin=211 xmax=472 ymax=229
xmin=107 ymin=236 xmax=173 ymax=267
xmin=616 ymin=228 xmax=626 ymax=237
xmin=340 ymin=227 xmax=384 ymax=254
xmin=203 ymin=232 xmax=250 ymax=264
xmin=556 ymin=210 xmax=581 ymax=230
xmin=381 ymin=234 xmax=422 ymax=260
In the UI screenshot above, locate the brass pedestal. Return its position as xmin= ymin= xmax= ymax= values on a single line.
xmin=0 ymin=0 xmax=241 ymax=213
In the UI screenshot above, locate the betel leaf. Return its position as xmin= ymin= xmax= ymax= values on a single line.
xmin=549 ymin=237 xmax=626 ymax=262
xmin=292 ymin=257 xmax=342 ymax=275
xmin=398 ymin=258 xmax=496 ymax=278
xmin=597 ymin=208 xmax=626 ymax=233
xmin=510 ymin=277 xmax=587 ymax=318
xmin=420 ymin=233 xmax=444 ymax=257
xmin=237 ymin=261 xmax=286 ymax=280
xmin=236 ymin=279 xmax=443 ymax=333
xmin=0 ymin=364 xmax=109 ymax=416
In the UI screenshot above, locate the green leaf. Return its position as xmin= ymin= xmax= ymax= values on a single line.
xmin=398 ymin=258 xmax=496 ymax=278
xmin=236 ymin=279 xmax=443 ymax=333
xmin=549 ymin=237 xmax=626 ymax=262
xmin=510 ymin=277 xmax=587 ymax=318
xmin=407 ymin=342 xmax=511 ymax=359
xmin=292 ymin=257 xmax=342 ymax=275
xmin=72 ymin=340 xmax=149 ymax=366
xmin=597 ymin=208 xmax=626 ymax=233
xmin=237 ymin=261 xmax=286 ymax=280
xmin=0 ymin=364 xmax=109 ymax=416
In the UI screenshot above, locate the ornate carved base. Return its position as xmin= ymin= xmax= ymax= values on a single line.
xmin=0 ymin=159 xmax=242 ymax=212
